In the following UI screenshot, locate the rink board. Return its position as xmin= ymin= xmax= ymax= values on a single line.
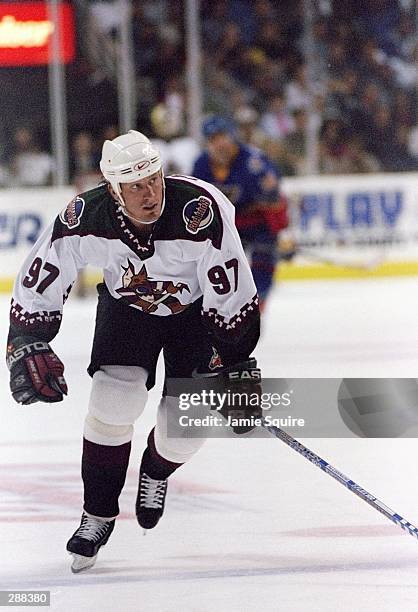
xmin=0 ymin=173 xmax=417 ymax=291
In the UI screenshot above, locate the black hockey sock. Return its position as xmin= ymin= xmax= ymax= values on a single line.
xmin=140 ymin=428 xmax=183 ymax=481
xmin=82 ymin=438 xmax=131 ymax=518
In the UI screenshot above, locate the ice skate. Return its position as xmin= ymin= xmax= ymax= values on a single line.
xmin=66 ymin=512 xmax=115 ymax=573
xmin=136 ymin=472 xmax=168 ymax=530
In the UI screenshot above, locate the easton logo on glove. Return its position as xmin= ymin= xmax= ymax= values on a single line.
xmin=7 ymin=336 xmax=68 ymax=404
xmin=194 ymin=357 xmax=262 ymax=434
xmin=7 ymin=340 xmax=51 ymax=368
xmin=222 ymin=358 xmax=261 ymax=382
xmin=226 ymin=368 xmax=261 ymax=381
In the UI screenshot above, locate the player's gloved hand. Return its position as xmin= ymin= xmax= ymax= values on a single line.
xmin=6 ymin=335 xmax=68 ymax=404
xmin=277 ymin=234 xmax=297 ymax=261
xmin=217 ymin=358 xmax=262 ymax=434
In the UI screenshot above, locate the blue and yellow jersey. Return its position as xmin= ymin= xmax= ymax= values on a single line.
xmin=192 ymin=144 xmax=280 ymax=215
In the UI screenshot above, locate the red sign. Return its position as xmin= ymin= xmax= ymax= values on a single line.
xmin=0 ymin=2 xmax=75 ymax=66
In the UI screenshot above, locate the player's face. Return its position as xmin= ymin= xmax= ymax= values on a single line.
xmin=120 ymin=171 xmax=164 ymax=224
xmin=207 ymin=133 xmax=236 ymax=165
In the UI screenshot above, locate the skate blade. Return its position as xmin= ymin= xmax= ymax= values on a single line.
xmin=70 ymin=553 xmax=98 ymax=573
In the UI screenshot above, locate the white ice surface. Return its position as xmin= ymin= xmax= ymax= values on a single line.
xmin=1 ymin=277 xmax=418 ymax=611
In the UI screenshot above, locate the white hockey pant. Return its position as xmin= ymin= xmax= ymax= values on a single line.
xmin=84 ymin=365 xmax=205 ymax=463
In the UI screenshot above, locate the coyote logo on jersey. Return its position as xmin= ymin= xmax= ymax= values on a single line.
xmin=208 ymin=346 xmax=223 ymax=370
xmin=116 ymin=259 xmax=190 ymax=314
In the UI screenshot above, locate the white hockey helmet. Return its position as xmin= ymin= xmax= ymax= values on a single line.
xmin=100 ymin=130 xmax=163 ymax=202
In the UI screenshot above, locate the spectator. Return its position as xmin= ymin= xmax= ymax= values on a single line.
xmin=214 ymin=23 xmax=246 ymax=76
xmin=0 ymin=162 xmax=11 ymax=187
xmin=201 ymin=2 xmax=229 ymax=50
xmin=202 ymin=67 xmax=237 ymax=116
xmin=254 ymin=22 xmax=289 ymax=63
xmin=393 ymin=90 xmax=415 ymax=128
xmin=234 ymin=106 xmax=267 ymax=149
xmin=70 ymin=132 xmax=100 ymax=179
xmin=327 ymin=41 xmax=350 ymax=79
xmin=285 ymin=64 xmax=316 ymax=111
xmin=327 ymin=69 xmax=362 ymax=128
xmin=319 ymin=119 xmax=353 ymax=175
xmin=280 ymin=109 xmax=309 ymax=176
xmin=70 ymin=132 xmax=102 ymax=192
xmin=9 ymin=128 xmax=54 ymax=187
xmin=345 ymin=136 xmax=381 ymax=174
xmin=383 ymin=126 xmax=418 ymax=172
xmin=354 ymin=83 xmax=384 ymax=149
xmin=101 ymin=125 xmax=119 ymax=143
xmin=408 ymin=126 xmax=418 ymax=158
xmin=2 ymin=1 xmax=416 ymax=178
xmin=260 ymin=94 xmax=295 ymax=141
xmin=369 ymin=105 xmax=397 ymax=170
xmin=251 ymin=57 xmax=284 ymax=100
xmin=89 ymin=1 xmax=122 ymax=36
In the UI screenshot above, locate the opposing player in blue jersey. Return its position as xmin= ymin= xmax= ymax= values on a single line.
xmin=192 ymin=116 xmax=289 ymax=311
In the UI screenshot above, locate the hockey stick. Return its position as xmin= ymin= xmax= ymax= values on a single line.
xmin=260 ymin=418 xmax=418 ymax=539
xmin=296 ymin=247 xmax=385 ymax=271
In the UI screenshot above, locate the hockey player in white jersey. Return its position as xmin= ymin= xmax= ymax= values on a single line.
xmin=6 ymin=131 xmax=260 ymax=572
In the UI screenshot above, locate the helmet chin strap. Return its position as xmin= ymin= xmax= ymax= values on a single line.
xmin=116 ymin=171 xmax=166 ymax=225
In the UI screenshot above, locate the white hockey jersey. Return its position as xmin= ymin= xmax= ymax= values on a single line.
xmin=9 ymin=176 xmax=259 ymax=344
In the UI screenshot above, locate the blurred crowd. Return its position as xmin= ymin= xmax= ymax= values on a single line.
xmin=0 ymin=0 xmax=416 ymax=187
